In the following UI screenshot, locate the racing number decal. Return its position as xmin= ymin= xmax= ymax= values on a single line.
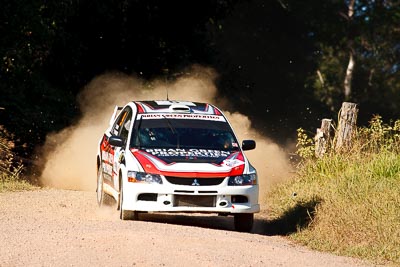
xmin=100 ymin=135 xmax=115 ymax=182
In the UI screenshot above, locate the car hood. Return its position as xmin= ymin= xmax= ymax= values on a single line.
xmin=130 ymin=148 xmax=245 ymax=177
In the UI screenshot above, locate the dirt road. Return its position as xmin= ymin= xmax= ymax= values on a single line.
xmin=0 ymin=189 xmax=373 ymax=267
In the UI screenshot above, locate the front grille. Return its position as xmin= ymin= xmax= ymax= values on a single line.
xmin=165 ymin=176 xmax=225 ymax=186
xmin=138 ymin=193 xmax=157 ymax=201
xmin=174 ymin=190 xmax=195 ymax=193
xmin=174 ymin=195 xmax=216 ymax=207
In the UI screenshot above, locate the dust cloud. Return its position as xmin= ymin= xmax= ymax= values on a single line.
xmin=39 ymin=65 xmax=292 ymax=200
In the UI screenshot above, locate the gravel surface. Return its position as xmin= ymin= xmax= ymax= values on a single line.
xmin=0 ymin=189 xmax=374 ymax=267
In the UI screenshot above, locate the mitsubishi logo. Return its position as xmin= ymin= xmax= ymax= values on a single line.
xmin=191 ymin=179 xmax=200 ymax=186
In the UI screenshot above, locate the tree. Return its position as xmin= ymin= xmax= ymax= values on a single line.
xmin=289 ymin=0 xmax=400 ymax=120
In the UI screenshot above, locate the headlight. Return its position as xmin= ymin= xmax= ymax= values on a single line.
xmin=228 ymin=173 xmax=257 ymax=186
xmin=127 ymin=171 xmax=163 ymax=184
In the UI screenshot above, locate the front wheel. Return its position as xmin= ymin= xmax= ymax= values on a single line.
xmin=96 ymin=165 xmax=113 ymax=207
xmin=234 ymin=213 xmax=254 ymax=232
xmin=96 ymin=165 xmax=105 ymax=206
xmin=119 ymin=182 xmax=138 ymax=221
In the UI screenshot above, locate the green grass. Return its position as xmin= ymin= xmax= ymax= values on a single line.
xmin=268 ymin=117 xmax=400 ymax=265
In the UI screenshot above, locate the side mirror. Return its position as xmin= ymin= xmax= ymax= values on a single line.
xmin=242 ymin=140 xmax=256 ymax=151
xmin=108 ymin=135 xmax=125 ymax=147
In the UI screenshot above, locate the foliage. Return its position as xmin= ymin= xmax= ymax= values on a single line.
xmin=0 ymin=0 xmax=239 ymax=156
xmin=0 ymin=126 xmax=35 ymax=192
xmin=293 ymin=0 xmax=400 ymax=116
xmin=295 ymin=128 xmax=315 ymax=160
xmin=0 ymin=1 xmax=77 ymax=153
xmin=0 ymin=126 xmax=21 ymax=176
xmin=271 ymin=117 xmax=400 ymax=264
xmin=358 ymin=115 xmax=400 ymax=153
xmin=1 ymin=0 xmax=399 ymax=166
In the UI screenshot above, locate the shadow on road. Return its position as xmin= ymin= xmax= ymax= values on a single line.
xmin=254 ymin=198 xmax=321 ymax=236
xmin=139 ymin=213 xmax=234 ymax=231
xmin=135 ymin=198 xmax=321 ymax=236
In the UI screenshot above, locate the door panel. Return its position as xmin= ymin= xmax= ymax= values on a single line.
xmin=109 ymin=107 xmax=133 ymax=189
xmin=100 ymin=134 xmax=115 ymax=186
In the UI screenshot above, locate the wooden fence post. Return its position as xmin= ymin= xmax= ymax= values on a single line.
xmin=315 ymin=119 xmax=332 ymax=158
xmin=335 ymin=102 xmax=358 ymax=151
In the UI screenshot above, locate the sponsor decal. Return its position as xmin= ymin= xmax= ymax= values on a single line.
xmin=223 ymin=159 xmax=242 ymax=167
xmin=137 ymin=113 xmax=225 ymax=122
xmin=131 ymin=149 xmax=246 ymax=178
xmin=145 ymin=148 xmax=230 ymax=158
xmin=100 ymin=135 xmax=117 ymax=179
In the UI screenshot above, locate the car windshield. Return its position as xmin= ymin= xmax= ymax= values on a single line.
xmin=130 ymin=117 xmax=240 ymax=151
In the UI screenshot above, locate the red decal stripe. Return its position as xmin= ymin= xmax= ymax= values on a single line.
xmin=132 ymin=150 xmax=159 ymax=173
xmin=136 ymin=103 xmax=145 ymax=113
xmin=213 ymin=107 xmax=222 ymax=115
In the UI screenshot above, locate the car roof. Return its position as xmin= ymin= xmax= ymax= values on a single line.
xmin=132 ymin=100 xmax=222 ymax=115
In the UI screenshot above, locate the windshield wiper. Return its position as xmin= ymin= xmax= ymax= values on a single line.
xmin=162 ymin=115 xmax=180 ymax=148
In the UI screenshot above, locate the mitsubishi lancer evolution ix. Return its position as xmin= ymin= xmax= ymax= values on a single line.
xmin=96 ymin=100 xmax=259 ymax=232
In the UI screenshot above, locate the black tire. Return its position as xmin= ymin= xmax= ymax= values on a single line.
xmin=119 ymin=182 xmax=138 ymax=221
xmin=234 ymin=213 xmax=254 ymax=232
xmin=96 ymin=165 xmax=114 ymax=207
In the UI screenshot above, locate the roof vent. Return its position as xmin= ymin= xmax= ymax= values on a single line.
xmin=169 ymin=104 xmax=191 ymax=113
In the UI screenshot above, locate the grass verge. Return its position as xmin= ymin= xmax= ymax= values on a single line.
xmin=0 ymin=173 xmax=38 ymax=193
xmin=267 ymin=117 xmax=400 ymax=264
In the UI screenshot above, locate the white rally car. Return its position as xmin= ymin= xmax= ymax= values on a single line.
xmin=96 ymin=100 xmax=259 ymax=232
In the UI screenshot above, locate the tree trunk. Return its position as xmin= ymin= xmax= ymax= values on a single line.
xmin=344 ymin=52 xmax=355 ymax=99
xmin=335 ymin=102 xmax=358 ymax=151
xmin=343 ymin=0 xmax=356 ymax=100
xmin=315 ymin=119 xmax=332 ymax=158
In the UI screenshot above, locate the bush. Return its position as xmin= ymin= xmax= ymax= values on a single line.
xmin=0 ymin=126 xmax=35 ymax=192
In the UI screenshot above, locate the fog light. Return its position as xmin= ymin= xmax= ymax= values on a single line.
xmin=219 ymin=201 xmax=228 ymax=207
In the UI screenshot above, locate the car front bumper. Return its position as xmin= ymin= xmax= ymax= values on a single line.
xmin=121 ymin=182 xmax=260 ymax=214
